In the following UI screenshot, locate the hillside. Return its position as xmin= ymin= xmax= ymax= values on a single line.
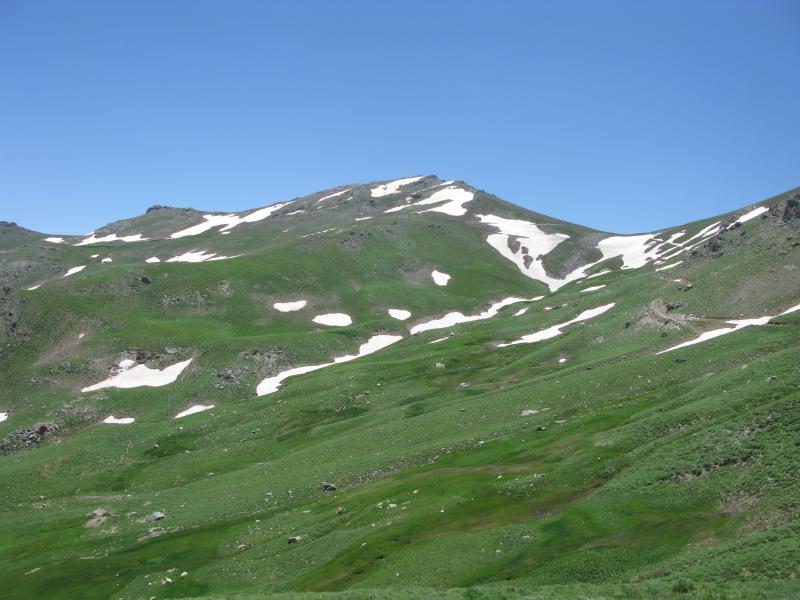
xmin=1 ymin=177 xmax=799 ymax=600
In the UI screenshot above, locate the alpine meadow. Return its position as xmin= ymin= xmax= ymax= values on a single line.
xmin=1 ymin=176 xmax=799 ymax=599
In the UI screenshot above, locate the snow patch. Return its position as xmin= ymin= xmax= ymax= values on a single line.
xmin=734 ymin=206 xmax=768 ymax=225
xmin=498 ymin=303 xmax=616 ymax=347
xmin=386 ymin=186 xmax=474 ymax=216
xmin=312 ymin=313 xmax=353 ymax=326
xmin=75 ymin=233 xmax=147 ymax=246
xmin=410 ymin=297 xmax=542 ymax=335
xmin=63 ymin=265 xmax=86 ymax=277
xmin=587 ymin=269 xmax=611 ymax=279
xmin=26 ymin=284 xmax=41 ymax=291
xmin=256 ymin=334 xmax=403 ymax=396
xmin=580 ymin=285 xmax=606 ymax=293
xmin=656 ymin=261 xmax=683 ymax=271
xmin=317 ymin=188 xmax=351 ymax=203
xmin=166 ymin=250 xmax=240 ymax=263
xmin=416 ymin=187 xmax=474 ymax=216
xmin=388 ymin=308 xmax=411 ymax=321
xmin=145 ymin=257 xmax=161 ymax=263
xmin=370 ymin=176 xmax=424 ymax=198
xmin=103 ymin=416 xmax=135 ymax=424
xmin=175 ymin=404 xmax=215 ymax=419
xmin=82 ymin=359 xmax=192 ymax=392
xmin=476 ymin=214 xmax=576 ymax=291
xmin=0 ymin=412 xmax=7 ymax=423
xmin=513 ymin=307 xmax=529 ymax=316
xmin=170 ymin=203 xmax=291 ymax=238
xmin=44 ymin=237 xmax=65 ymax=244
xmin=101 ymin=257 xmax=112 ymax=263
xmin=658 ymin=303 xmax=800 ymax=354
xmin=274 ymin=300 xmax=307 ymax=312
xmin=431 ymin=270 xmax=451 ymax=286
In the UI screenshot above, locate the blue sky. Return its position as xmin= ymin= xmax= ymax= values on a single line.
xmin=1 ymin=0 xmax=798 ymax=234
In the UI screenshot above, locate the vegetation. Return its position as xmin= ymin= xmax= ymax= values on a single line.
xmin=1 ymin=178 xmax=798 ymax=599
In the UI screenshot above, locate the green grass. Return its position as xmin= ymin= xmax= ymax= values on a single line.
xmin=0 ymin=183 xmax=798 ymax=599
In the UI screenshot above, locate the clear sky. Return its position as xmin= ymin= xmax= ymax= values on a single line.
xmin=1 ymin=1 xmax=798 ymax=235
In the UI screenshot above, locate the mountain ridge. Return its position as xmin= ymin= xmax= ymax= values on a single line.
xmin=0 ymin=177 xmax=799 ymax=599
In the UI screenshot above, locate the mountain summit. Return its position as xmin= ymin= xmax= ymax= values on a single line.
xmin=1 ymin=177 xmax=799 ymax=599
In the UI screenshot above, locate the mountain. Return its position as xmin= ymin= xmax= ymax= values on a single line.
xmin=1 ymin=176 xmax=799 ymax=600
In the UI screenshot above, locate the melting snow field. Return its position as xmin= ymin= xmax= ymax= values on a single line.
xmin=146 ymin=257 xmax=161 ymax=263
xmin=75 ymin=233 xmax=147 ymax=246
xmin=734 ymin=206 xmax=768 ymax=225
xmin=82 ymin=359 xmax=192 ymax=392
xmin=101 ymin=257 xmax=112 ymax=263
xmin=431 ymin=270 xmax=451 ymax=286
xmin=657 ymin=261 xmax=683 ymax=271
xmin=256 ymin=334 xmax=403 ymax=395
xmin=415 ymin=186 xmax=474 ymax=216
xmin=410 ymin=297 xmax=542 ymax=335
xmin=385 ymin=186 xmax=474 ymax=216
xmin=103 ymin=416 xmax=135 ymax=424
xmin=476 ymin=214 xmax=577 ymax=291
xmin=370 ymin=176 xmax=424 ymax=198
xmin=475 ymin=212 xmax=735 ymax=291
xmin=167 ymin=251 xmax=241 ymax=263
xmin=26 ymin=284 xmax=41 ymax=291
xmin=274 ymin=300 xmax=307 ymax=312
xmin=658 ymin=303 xmax=800 ymax=354
xmin=317 ymin=188 xmax=351 ymax=203
xmin=175 ymin=404 xmax=215 ymax=419
xmin=63 ymin=265 xmax=86 ymax=277
xmin=581 ymin=285 xmax=606 ymax=293
xmin=388 ymin=308 xmax=412 ymax=321
xmin=498 ymin=303 xmax=616 ymax=347
xmin=44 ymin=237 xmax=65 ymax=243
xmin=0 ymin=412 xmax=8 ymax=423
xmin=312 ymin=313 xmax=353 ymax=326
xmin=170 ymin=203 xmax=291 ymax=238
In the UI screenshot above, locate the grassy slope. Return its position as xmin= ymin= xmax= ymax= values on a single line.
xmin=0 ymin=185 xmax=798 ymax=599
